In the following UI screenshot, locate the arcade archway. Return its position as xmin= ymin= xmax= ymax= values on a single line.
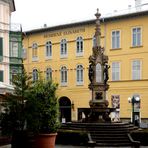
xmin=59 ymin=97 xmax=71 ymax=122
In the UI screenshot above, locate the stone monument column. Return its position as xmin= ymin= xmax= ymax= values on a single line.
xmin=88 ymin=9 xmax=111 ymax=122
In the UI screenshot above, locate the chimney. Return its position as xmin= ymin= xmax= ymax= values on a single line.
xmin=43 ymin=24 xmax=47 ymax=28
xmin=128 ymin=5 xmax=132 ymax=12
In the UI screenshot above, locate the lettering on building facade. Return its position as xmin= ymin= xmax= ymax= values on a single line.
xmin=44 ymin=28 xmax=85 ymax=38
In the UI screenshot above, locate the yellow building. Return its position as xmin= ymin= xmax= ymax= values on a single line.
xmin=23 ymin=10 xmax=148 ymax=124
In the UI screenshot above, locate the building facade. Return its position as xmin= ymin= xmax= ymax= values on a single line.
xmin=0 ymin=0 xmax=22 ymax=94
xmin=23 ymin=10 xmax=148 ymax=124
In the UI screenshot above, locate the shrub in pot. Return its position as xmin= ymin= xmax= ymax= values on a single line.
xmin=26 ymin=79 xmax=60 ymax=148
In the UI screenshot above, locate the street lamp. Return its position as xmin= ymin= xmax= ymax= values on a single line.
xmin=128 ymin=96 xmax=140 ymax=126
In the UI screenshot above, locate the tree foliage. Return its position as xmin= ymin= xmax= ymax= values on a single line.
xmin=0 ymin=64 xmax=32 ymax=135
xmin=26 ymin=79 xmax=60 ymax=134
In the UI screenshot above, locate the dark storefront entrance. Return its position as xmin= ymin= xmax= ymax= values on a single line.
xmin=59 ymin=97 xmax=71 ymax=122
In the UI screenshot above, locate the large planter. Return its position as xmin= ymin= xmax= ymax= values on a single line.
xmin=35 ymin=133 xmax=57 ymax=148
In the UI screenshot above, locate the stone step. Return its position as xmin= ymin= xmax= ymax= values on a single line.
xmin=64 ymin=127 xmax=137 ymax=131
xmin=91 ymin=135 xmax=128 ymax=138
xmin=95 ymin=142 xmax=132 ymax=146
xmin=59 ymin=122 xmax=140 ymax=147
xmin=61 ymin=123 xmax=138 ymax=131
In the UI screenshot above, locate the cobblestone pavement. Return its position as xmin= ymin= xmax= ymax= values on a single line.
xmin=55 ymin=145 xmax=148 ymax=148
xmin=0 ymin=144 xmax=148 ymax=148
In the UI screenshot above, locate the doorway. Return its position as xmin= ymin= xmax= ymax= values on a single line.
xmin=59 ymin=97 xmax=71 ymax=123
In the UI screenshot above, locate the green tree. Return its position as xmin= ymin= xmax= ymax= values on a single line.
xmin=26 ymin=79 xmax=60 ymax=134
xmin=0 ymin=64 xmax=32 ymax=135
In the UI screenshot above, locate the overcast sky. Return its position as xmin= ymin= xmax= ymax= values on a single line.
xmin=11 ymin=0 xmax=148 ymax=31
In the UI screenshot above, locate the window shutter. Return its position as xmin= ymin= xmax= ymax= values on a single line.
xmin=0 ymin=37 xmax=3 ymax=61
xmin=0 ymin=71 xmax=4 ymax=82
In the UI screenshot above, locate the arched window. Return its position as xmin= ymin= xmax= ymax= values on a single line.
xmin=96 ymin=63 xmax=102 ymax=82
xmin=61 ymin=66 xmax=67 ymax=85
xmin=32 ymin=43 xmax=38 ymax=60
xmin=46 ymin=68 xmax=52 ymax=80
xmin=60 ymin=39 xmax=67 ymax=58
xmin=45 ymin=41 xmax=52 ymax=58
xmin=76 ymin=36 xmax=83 ymax=56
xmin=33 ymin=69 xmax=38 ymax=81
xmin=76 ymin=65 xmax=83 ymax=84
xmin=10 ymin=38 xmax=18 ymax=57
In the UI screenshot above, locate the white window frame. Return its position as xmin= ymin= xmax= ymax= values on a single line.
xmin=60 ymin=39 xmax=67 ymax=58
xmin=11 ymin=38 xmax=18 ymax=57
xmin=132 ymin=27 xmax=142 ymax=47
xmin=112 ymin=62 xmax=120 ymax=81
xmin=60 ymin=66 xmax=68 ymax=86
xmin=111 ymin=30 xmax=120 ymax=49
xmin=132 ymin=60 xmax=141 ymax=80
xmin=76 ymin=36 xmax=83 ymax=56
xmin=76 ymin=65 xmax=84 ymax=85
xmin=45 ymin=41 xmax=52 ymax=59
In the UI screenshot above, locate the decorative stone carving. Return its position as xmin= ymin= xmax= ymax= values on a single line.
xmin=86 ymin=9 xmax=115 ymax=123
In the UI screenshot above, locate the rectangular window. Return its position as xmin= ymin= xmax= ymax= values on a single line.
xmin=0 ymin=37 xmax=3 ymax=61
xmin=11 ymin=42 xmax=18 ymax=57
xmin=112 ymin=62 xmax=120 ymax=81
xmin=60 ymin=42 xmax=67 ymax=58
xmin=76 ymin=37 xmax=83 ymax=56
xmin=112 ymin=30 xmax=120 ymax=49
xmin=45 ymin=41 xmax=52 ymax=59
xmin=132 ymin=27 xmax=141 ymax=47
xmin=132 ymin=60 xmax=141 ymax=80
xmin=0 ymin=70 xmax=4 ymax=82
xmin=77 ymin=69 xmax=83 ymax=84
xmin=61 ymin=71 xmax=67 ymax=86
xmin=46 ymin=48 xmax=52 ymax=57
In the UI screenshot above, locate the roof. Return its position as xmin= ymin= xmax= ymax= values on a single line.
xmin=10 ymin=0 xmax=16 ymax=12
xmin=1 ymin=0 xmax=16 ymax=12
xmin=24 ymin=10 xmax=148 ymax=35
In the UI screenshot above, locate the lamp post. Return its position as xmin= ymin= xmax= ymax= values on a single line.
xmin=128 ymin=96 xmax=140 ymax=125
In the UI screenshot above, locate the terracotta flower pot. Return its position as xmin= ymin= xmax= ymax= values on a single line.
xmin=35 ymin=133 xmax=57 ymax=148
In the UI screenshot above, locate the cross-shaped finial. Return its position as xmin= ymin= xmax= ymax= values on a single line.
xmin=97 ymin=8 xmax=99 ymax=14
xmin=95 ymin=8 xmax=100 ymax=19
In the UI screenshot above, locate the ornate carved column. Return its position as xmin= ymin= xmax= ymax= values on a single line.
xmin=88 ymin=9 xmax=111 ymax=117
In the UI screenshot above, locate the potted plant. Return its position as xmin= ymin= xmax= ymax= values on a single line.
xmin=26 ymin=78 xmax=60 ymax=148
xmin=0 ymin=64 xmax=32 ymax=147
